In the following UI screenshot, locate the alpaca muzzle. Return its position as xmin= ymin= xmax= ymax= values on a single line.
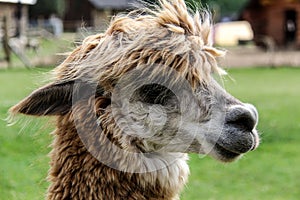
xmin=218 ymin=104 xmax=259 ymax=155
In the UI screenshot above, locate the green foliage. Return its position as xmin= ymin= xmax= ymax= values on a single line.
xmin=29 ymin=0 xmax=66 ymax=17
xmin=143 ymin=0 xmax=249 ymax=20
xmin=208 ymin=0 xmax=248 ymax=16
xmin=185 ymin=0 xmax=249 ymax=20
xmin=28 ymin=0 xmax=248 ymax=20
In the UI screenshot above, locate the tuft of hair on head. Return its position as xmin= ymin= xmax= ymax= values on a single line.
xmin=53 ymin=0 xmax=227 ymax=90
xmin=149 ymin=1 xmax=225 ymax=65
xmin=150 ymin=0 xmax=227 ymax=78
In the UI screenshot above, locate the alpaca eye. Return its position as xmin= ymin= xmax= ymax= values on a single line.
xmin=131 ymin=84 xmax=177 ymax=106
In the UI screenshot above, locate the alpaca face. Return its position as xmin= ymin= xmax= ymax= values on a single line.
xmin=10 ymin=0 xmax=260 ymax=171
xmin=109 ymin=66 xmax=259 ymax=162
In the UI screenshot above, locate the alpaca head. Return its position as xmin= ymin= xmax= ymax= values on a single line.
xmin=10 ymin=0 xmax=259 ymax=170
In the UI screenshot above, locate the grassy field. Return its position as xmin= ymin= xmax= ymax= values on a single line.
xmin=0 ymin=67 xmax=300 ymax=199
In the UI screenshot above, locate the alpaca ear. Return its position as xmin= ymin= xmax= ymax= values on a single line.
xmin=10 ymin=81 xmax=104 ymax=116
xmin=10 ymin=81 xmax=76 ymax=116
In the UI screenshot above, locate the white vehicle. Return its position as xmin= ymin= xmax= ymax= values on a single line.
xmin=214 ymin=21 xmax=254 ymax=46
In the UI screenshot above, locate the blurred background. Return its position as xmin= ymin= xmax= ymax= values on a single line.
xmin=0 ymin=0 xmax=299 ymax=199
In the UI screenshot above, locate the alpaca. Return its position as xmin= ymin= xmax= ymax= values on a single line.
xmin=10 ymin=0 xmax=259 ymax=199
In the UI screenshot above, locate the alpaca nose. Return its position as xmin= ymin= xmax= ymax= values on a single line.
xmin=225 ymin=104 xmax=258 ymax=131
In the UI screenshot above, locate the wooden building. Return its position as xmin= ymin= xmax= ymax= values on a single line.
xmin=63 ymin=0 xmax=138 ymax=31
xmin=0 ymin=0 xmax=36 ymax=37
xmin=241 ymin=0 xmax=300 ymax=49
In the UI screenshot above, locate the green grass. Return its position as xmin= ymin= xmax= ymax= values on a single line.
xmin=1 ymin=67 xmax=300 ymax=199
xmin=0 ymin=68 xmax=53 ymax=200
xmin=182 ymin=68 xmax=300 ymax=200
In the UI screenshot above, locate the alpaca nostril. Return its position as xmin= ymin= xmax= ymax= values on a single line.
xmin=226 ymin=105 xmax=258 ymax=131
xmin=244 ymin=103 xmax=258 ymax=123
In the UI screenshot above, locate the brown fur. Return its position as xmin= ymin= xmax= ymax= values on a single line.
xmin=46 ymin=103 xmax=187 ymax=200
xmin=9 ymin=0 xmax=246 ymax=199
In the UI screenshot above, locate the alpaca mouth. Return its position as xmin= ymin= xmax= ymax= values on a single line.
xmin=213 ymin=143 xmax=241 ymax=162
xmin=212 ymin=130 xmax=259 ymax=162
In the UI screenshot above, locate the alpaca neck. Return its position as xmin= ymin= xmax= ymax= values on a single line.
xmin=46 ymin=114 xmax=189 ymax=200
